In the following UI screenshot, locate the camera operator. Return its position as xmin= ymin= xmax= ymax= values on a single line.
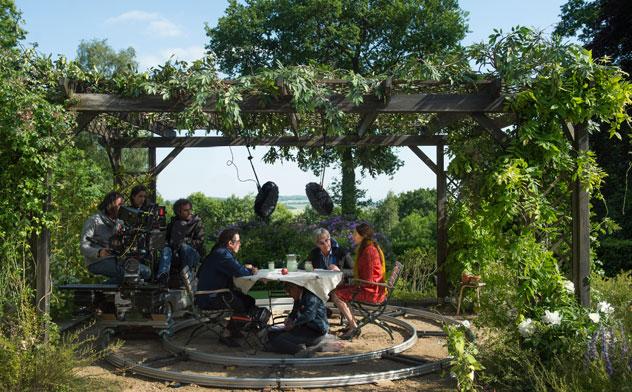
xmin=80 ymin=191 xmax=152 ymax=284
xmin=156 ymin=198 xmax=204 ymax=284
xmin=129 ymin=184 xmax=149 ymax=210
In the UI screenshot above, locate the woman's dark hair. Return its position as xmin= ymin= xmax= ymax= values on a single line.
xmin=130 ymin=184 xmax=148 ymax=207
xmin=355 ymin=222 xmax=376 ymax=255
xmin=212 ymin=228 xmax=240 ymax=252
xmin=98 ymin=191 xmax=124 ymax=213
xmin=173 ymin=198 xmax=192 ymax=216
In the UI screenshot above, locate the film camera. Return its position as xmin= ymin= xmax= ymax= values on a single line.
xmin=110 ymin=204 xmax=167 ymax=285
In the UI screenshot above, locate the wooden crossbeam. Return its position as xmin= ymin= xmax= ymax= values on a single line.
xmin=109 ymin=134 xmax=446 ymax=148
xmin=152 ymin=147 xmax=184 ymax=176
xmin=408 ymin=146 xmax=439 ymax=174
xmin=70 ymin=92 xmax=507 ymax=114
xmin=471 ymin=113 xmax=508 ymax=146
xmin=112 ymin=113 xmax=177 ymax=137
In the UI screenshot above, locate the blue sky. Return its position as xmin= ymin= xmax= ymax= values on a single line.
xmin=16 ymin=0 xmax=569 ymax=201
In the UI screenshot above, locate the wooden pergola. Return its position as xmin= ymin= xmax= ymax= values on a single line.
xmin=33 ymin=79 xmax=591 ymax=314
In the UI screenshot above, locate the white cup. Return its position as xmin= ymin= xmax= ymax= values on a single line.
xmin=268 ymin=261 xmax=275 ymax=270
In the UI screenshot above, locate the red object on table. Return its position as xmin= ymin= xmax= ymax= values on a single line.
xmin=281 ymin=268 xmax=288 ymax=275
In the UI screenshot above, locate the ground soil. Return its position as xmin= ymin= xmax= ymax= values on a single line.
xmin=76 ymin=311 xmax=458 ymax=391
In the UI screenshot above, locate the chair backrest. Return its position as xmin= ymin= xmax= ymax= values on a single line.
xmin=386 ymin=261 xmax=403 ymax=298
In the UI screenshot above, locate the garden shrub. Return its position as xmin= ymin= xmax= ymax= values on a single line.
xmin=0 ymin=303 xmax=114 ymax=392
xmin=597 ymin=238 xmax=632 ymax=277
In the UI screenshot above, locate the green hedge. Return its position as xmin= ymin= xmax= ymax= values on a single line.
xmin=598 ymin=238 xmax=632 ymax=277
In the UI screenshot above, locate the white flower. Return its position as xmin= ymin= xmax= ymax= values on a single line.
xmin=597 ymin=301 xmax=614 ymax=315
xmin=518 ymin=318 xmax=535 ymax=337
xmin=461 ymin=320 xmax=471 ymax=329
xmin=542 ymin=310 xmax=562 ymax=326
xmin=588 ymin=312 xmax=600 ymax=323
xmin=562 ymin=280 xmax=575 ymax=295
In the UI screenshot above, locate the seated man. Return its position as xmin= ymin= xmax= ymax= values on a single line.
xmin=156 ymin=198 xmax=204 ymax=283
xmin=80 ymin=191 xmax=151 ymax=284
xmin=306 ymin=228 xmax=353 ymax=271
xmin=306 ymin=228 xmax=352 ymax=318
xmin=264 ymin=282 xmax=329 ymax=355
xmin=196 ymin=228 xmax=267 ymax=347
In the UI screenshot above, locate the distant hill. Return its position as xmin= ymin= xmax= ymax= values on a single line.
xmin=278 ymin=195 xmax=309 ymax=211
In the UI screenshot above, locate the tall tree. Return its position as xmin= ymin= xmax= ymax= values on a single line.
xmin=75 ymin=39 xmax=146 ymax=182
xmin=206 ymin=0 xmax=468 ymax=214
xmin=76 ymin=38 xmax=137 ymax=77
xmin=0 ymin=0 xmax=25 ymax=49
xmin=555 ymin=0 xmax=632 ymax=240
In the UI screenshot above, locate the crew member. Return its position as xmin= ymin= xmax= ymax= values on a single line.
xmin=156 ymin=198 xmax=204 ymax=283
xmin=80 ymin=191 xmax=151 ymax=283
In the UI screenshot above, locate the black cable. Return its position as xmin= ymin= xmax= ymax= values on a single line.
xmin=226 ymin=145 xmax=256 ymax=185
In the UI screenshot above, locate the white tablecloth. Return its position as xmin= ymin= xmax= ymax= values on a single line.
xmin=233 ymin=269 xmax=344 ymax=303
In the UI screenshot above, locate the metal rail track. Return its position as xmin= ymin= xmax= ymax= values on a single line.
xmin=103 ymin=305 xmax=463 ymax=389
xmin=162 ymin=314 xmax=417 ymax=367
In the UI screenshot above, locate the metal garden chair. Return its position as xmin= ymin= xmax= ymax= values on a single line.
xmin=349 ymin=261 xmax=403 ymax=340
xmin=180 ymin=266 xmax=233 ymax=345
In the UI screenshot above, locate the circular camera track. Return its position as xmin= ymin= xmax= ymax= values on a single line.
xmin=104 ymin=305 xmax=459 ymax=389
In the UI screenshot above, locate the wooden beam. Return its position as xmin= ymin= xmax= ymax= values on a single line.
xmin=471 ymin=113 xmax=508 ymax=146
xmin=109 ymin=134 xmax=447 ymax=148
xmin=73 ymin=112 xmax=98 ymax=135
xmin=113 ymin=113 xmax=177 ymax=137
xmin=408 ymin=146 xmax=439 ymax=175
xmin=436 ymin=144 xmax=449 ymax=300
xmin=571 ymin=124 xmax=590 ymax=306
xmin=356 ymin=112 xmax=379 ymax=136
xmin=152 ymin=147 xmax=184 ymax=176
xmin=70 ymin=92 xmax=507 ymax=114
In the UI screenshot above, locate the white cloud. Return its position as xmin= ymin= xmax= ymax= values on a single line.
xmin=106 ymin=10 xmax=183 ymax=38
xmin=138 ymin=46 xmax=206 ymax=70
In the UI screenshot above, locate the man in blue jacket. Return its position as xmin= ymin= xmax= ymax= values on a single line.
xmin=196 ymin=228 xmax=263 ymax=347
xmin=264 ymin=282 xmax=329 ymax=355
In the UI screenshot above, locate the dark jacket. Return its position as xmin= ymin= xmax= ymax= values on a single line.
xmin=307 ymin=238 xmax=353 ymax=270
xmin=166 ymin=215 xmax=205 ymax=255
xmin=197 ymin=247 xmax=252 ymax=291
xmin=288 ymin=289 xmax=329 ymax=335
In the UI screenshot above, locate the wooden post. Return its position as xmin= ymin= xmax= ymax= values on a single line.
xmin=35 ymin=170 xmax=51 ymax=319
xmin=148 ymin=147 xmax=157 ymax=204
xmin=571 ymin=124 xmax=590 ymax=306
xmin=436 ymin=144 xmax=449 ymax=300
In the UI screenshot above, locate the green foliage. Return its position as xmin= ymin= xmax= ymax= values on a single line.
xmin=206 ymin=0 xmax=468 ymax=76
xmin=76 ymin=38 xmax=137 ymax=77
xmin=397 ymin=247 xmax=436 ymax=293
xmin=0 ymin=303 xmax=114 ymax=392
xmin=445 ymin=323 xmax=483 ymax=392
xmin=597 ymin=238 xmax=632 ymax=276
xmin=592 ymin=272 xmax=632 ymax=332
xmin=0 ymin=0 xmax=25 ymax=50
xmin=372 ymin=191 xmax=399 ymax=236
xmin=390 ymin=211 xmax=436 ymax=255
xmin=395 ymin=187 xmax=436 ymax=219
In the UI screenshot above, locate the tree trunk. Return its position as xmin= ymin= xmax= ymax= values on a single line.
xmin=341 ymin=148 xmax=356 ymax=216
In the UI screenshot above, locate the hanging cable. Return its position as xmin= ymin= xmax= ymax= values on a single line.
xmin=246 ymin=145 xmax=262 ymax=191
xmin=226 ymin=145 xmax=257 ymax=185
